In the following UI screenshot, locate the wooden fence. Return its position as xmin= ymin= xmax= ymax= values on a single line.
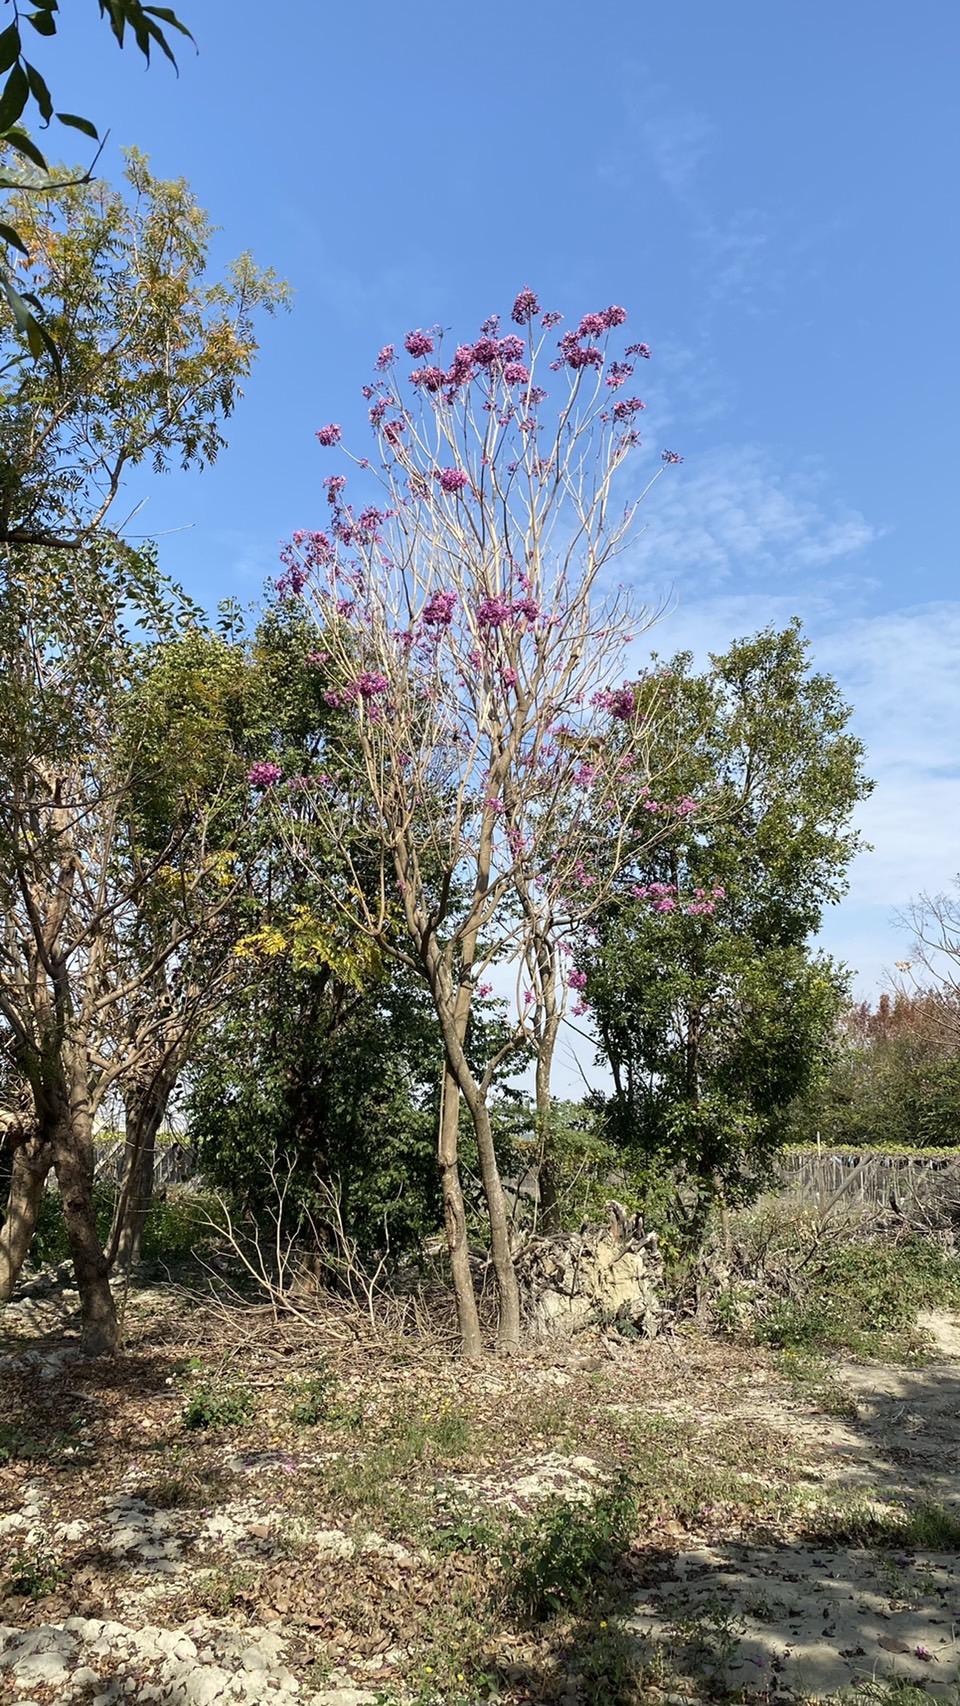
xmin=776 ymin=1148 xmax=960 ymax=1214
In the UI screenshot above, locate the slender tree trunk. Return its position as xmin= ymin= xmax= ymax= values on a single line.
xmin=107 ymin=1066 xmax=174 ymax=1271
xmin=0 ymin=1126 xmax=52 ymax=1303
xmin=465 ymin=1089 xmax=521 ymax=1354
xmin=535 ymin=1013 xmax=562 ymax=1234
xmin=435 ymin=990 xmax=520 ymax=1354
xmin=53 ymin=1053 xmax=118 ymax=1356
xmin=437 ymin=1065 xmax=483 ymax=1359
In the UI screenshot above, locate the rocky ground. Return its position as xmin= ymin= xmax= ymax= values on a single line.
xmin=2 ymin=1274 xmax=960 ymax=1704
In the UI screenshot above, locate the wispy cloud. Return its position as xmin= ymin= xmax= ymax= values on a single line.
xmin=628 ymin=447 xmax=879 ymax=595
xmin=600 ymin=70 xmax=794 ymax=321
xmin=641 ymin=107 xmax=717 ymax=194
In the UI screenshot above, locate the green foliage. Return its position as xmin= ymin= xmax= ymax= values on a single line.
xmin=29 ymin=1179 xmax=115 ymax=1269
xmin=189 ymin=954 xmax=443 ymax=1264
xmin=786 ymin=992 xmax=960 ymax=1151
xmin=587 ymin=623 xmax=869 ymax=1241
xmin=5 ymin=1533 xmax=66 ymax=1599
xmin=0 ymin=0 xmax=193 ymax=360
xmin=1 ymin=151 xmax=285 ymax=551
xmin=139 ymin=1190 xmax=225 ymax=1265
xmin=801 ymin=1497 xmax=960 ymax=1550
xmin=503 ymin=1476 xmax=638 ymax=1622
xmin=288 ymin=1370 xmax=337 ymax=1427
xmin=755 ymin=1235 xmax=960 ymax=1355
xmin=182 ymin=1374 xmax=255 ymax=1431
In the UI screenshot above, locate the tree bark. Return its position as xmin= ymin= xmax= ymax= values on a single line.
xmin=465 ymin=1088 xmax=521 ymax=1355
xmin=434 ymin=978 xmax=521 ymax=1356
xmin=0 ymin=1126 xmax=52 ymax=1303
xmin=437 ymin=1065 xmax=483 ymax=1359
xmin=535 ymin=1010 xmax=563 ymax=1234
xmin=107 ymin=1065 xmax=174 ymax=1271
xmin=53 ymin=1055 xmax=118 ymax=1356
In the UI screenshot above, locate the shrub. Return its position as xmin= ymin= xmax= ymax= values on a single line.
xmin=289 ymin=1370 xmax=336 ymax=1427
xmin=503 ymin=1476 xmax=637 ymax=1623
xmin=755 ymin=1234 xmax=960 ymax=1353
xmin=6 ymin=1535 xmax=66 ymax=1599
xmin=182 ymin=1377 xmax=255 ymax=1430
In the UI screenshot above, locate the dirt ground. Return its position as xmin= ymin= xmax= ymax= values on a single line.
xmin=1 ymin=1280 xmax=960 ymax=1705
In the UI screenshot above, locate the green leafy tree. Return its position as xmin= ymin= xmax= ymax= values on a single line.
xmin=0 ymin=160 xmax=281 ymax=1344
xmin=787 ymin=990 xmax=960 ymax=1150
xmin=0 ymin=150 xmax=285 ymax=550
xmin=188 ymin=955 xmax=445 ymax=1266
xmin=582 ymin=623 xmax=871 ymax=1246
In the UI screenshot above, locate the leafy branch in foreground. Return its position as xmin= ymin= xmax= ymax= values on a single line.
xmin=0 ymin=0 xmax=193 ymax=358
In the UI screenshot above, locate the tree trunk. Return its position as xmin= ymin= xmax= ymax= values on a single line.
xmin=53 ymin=1059 xmax=118 ymax=1356
xmin=467 ymin=1092 xmax=521 ymax=1355
xmin=535 ymin=1014 xmax=562 ymax=1234
xmin=438 ymin=1066 xmax=483 ymax=1359
xmin=0 ymin=1127 xmax=52 ymax=1303
xmin=107 ymin=1068 xmax=173 ymax=1271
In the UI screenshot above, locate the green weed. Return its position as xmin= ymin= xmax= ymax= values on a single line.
xmin=503 ymin=1475 xmax=638 ymax=1623
xmin=182 ymin=1376 xmax=255 ymax=1430
xmin=756 ymin=1235 xmax=960 ymax=1356
xmin=6 ymin=1535 xmax=67 ymax=1600
xmin=288 ymin=1369 xmax=337 ymax=1427
xmin=802 ymin=1496 xmax=960 ymax=1550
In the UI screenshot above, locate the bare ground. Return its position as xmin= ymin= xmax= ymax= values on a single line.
xmin=1 ymin=1281 xmax=959 ymax=1705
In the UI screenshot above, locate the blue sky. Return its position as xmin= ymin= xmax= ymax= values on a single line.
xmin=51 ymin=0 xmax=960 ymax=1030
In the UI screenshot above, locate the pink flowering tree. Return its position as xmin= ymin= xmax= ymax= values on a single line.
xmin=266 ymin=289 xmax=688 ymax=1354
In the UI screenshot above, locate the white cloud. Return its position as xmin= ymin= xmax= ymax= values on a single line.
xmin=642 ymin=107 xmax=717 ymax=194
xmin=628 ymin=447 xmax=879 ymax=596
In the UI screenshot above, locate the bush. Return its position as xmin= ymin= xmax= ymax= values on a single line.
xmin=6 ymin=1535 xmax=66 ymax=1599
xmin=503 ymin=1477 xmax=637 ymax=1623
xmin=139 ymin=1189 xmax=224 ymax=1265
xmin=755 ymin=1234 xmax=960 ymax=1353
xmin=182 ymin=1376 xmax=255 ymax=1430
xmin=288 ymin=1370 xmax=336 ymax=1427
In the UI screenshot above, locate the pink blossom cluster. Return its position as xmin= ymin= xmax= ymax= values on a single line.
xmin=475 ymin=593 xmax=540 ymax=629
xmin=591 ymin=684 xmax=636 ymax=720
xmin=248 ymin=761 xmax=282 ymax=788
xmin=568 ymin=968 xmax=588 ymax=990
xmin=404 ymin=328 xmax=436 ymax=357
xmin=629 ymin=880 xmax=726 ymax=917
xmin=277 ymin=528 xmax=336 ymax=597
xmin=511 ymin=286 xmax=540 ymax=324
xmin=436 ymin=467 xmax=470 ymax=493
xmin=422 ymin=589 xmax=457 ymax=626
xmin=356 ymin=671 xmax=390 ymax=699
xmin=548 ymin=306 xmax=630 ymax=373
xmin=685 ymin=885 xmax=725 ymax=916
xmin=315 ymin=424 xmax=341 ymax=447
xmin=410 ymin=364 xmax=446 ymax=392
xmin=630 ymin=880 xmax=679 ymax=912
